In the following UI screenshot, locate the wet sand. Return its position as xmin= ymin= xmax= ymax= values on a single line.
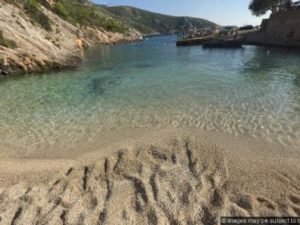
xmin=0 ymin=129 xmax=300 ymax=224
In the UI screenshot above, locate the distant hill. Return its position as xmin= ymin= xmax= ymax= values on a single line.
xmin=102 ymin=6 xmax=217 ymax=35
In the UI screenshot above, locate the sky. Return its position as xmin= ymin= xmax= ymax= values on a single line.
xmin=91 ymin=0 xmax=271 ymax=26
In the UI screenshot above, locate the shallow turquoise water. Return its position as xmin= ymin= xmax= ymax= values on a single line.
xmin=0 ymin=35 xmax=299 ymax=155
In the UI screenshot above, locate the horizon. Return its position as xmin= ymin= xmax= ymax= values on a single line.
xmin=91 ymin=0 xmax=271 ymax=26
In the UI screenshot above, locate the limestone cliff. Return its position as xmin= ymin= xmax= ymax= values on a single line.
xmin=244 ymin=8 xmax=300 ymax=48
xmin=0 ymin=0 xmax=141 ymax=75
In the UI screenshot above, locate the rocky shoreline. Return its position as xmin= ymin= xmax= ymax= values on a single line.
xmin=0 ymin=1 xmax=142 ymax=76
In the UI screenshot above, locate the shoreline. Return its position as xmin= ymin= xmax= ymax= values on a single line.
xmin=1 ymin=1 xmax=299 ymax=223
xmin=0 ymin=128 xmax=299 ymax=184
xmin=0 ymin=127 xmax=299 ymax=160
xmin=0 ymin=37 xmax=142 ymax=78
xmin=0 ymin=36 xmax=143 ymax=77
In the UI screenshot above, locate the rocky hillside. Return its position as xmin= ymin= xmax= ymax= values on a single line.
xmin=0 ymin=0 xmax=141 ymax=75
xmin=103 ymin=6 xmax=217 ymax=35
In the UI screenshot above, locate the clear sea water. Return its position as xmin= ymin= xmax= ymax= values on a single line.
xmin=0 ymin=35 xmax=299 ymax=156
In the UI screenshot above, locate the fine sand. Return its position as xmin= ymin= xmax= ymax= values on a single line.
xmin=0 ymin=131 xmax=300 ymax=225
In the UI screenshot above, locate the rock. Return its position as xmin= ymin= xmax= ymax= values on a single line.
xmin=1 ymin=69 xmax=9 ymax=76
xmin=0 ymin=1 xmax=142 ymax=75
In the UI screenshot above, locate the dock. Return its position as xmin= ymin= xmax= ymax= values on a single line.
xmin=176 ymin=37 xmax=243 ymax=48
xmin=176 ymin=36 xmax=214 ymax=46
xmin=202 ymin=39 xmax=242 ymax=48
xmin=176 ymin=29 xmax=259 ymax=48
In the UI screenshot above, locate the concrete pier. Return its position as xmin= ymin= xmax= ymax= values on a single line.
xmin=176 ymin=36 xmax=213 ymax=46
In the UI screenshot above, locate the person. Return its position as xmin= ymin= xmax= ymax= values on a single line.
xmin=75 ymin=30 xmax=85 ymax=49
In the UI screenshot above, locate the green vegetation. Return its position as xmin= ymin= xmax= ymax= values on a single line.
xmin=24 ymin=0 xmax=52 ymax=30
xmin=51 ymin=0 xmax=129 ymax=33
xmin=249 ymin=0 xmax=292 ymax=16
xmin=50 ymin=2 xmax=216 ymax=34
xmin=103 ymin=6 xmax=217 ymax=34
xmin=0 ymin=30 xmax=17 ymax=48
xmin=3 ymin=0 xmax=215 ymax=35
xmin=4 ymin=0 xmax=129 ymax=33
xmin=54 ymin=1 xmax=69 ymax=19
xmin=4 ymin=0 xmax=52 ymax=30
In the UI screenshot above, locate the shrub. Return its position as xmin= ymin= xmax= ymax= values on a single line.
xmin=24 ymin=0 xmax=52 ymax=31
xmin=52 ymin=0 xmax=129 ymax=33
xmin=54 ymin=1 xmax=69 ymax=19
xmin=4 ymin=0 xmax=128 ymax=33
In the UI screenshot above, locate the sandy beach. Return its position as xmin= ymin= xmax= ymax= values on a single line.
xmin=1 ymin=0 xmax=300 ymax=224
xmin=0 ymin=129 xmax=300 ymax=225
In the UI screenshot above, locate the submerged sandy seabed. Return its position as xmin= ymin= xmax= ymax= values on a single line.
xmin=0 ymin=129 xmax=300 ymax=225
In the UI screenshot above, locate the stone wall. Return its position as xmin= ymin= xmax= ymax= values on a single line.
xmin=244 ymin=8 xmax=300 ymax=48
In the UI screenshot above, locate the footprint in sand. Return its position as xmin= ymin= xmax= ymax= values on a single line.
xmin=234 ymin=194 xmax=254 ymax=212
xmin=288 ymin=194 xmax=300 ymax=215
xmin=289 ymin=194 xmax=300 ymax=205
xmin=256 ymin=197 xmax=276 ymax=211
